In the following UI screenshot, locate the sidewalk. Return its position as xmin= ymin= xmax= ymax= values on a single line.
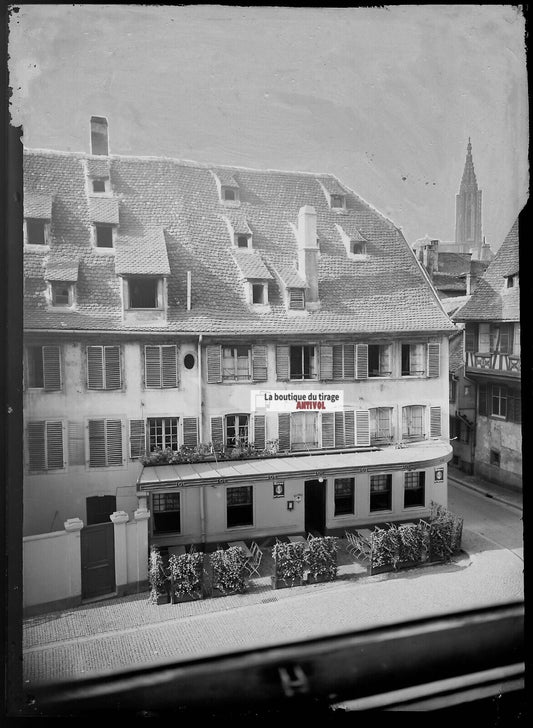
xmin=447 ymin=466 xmax=523 ymax=511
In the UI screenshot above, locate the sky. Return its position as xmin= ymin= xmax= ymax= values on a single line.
xmin=8 ymin=4 xmax=529 ymax=251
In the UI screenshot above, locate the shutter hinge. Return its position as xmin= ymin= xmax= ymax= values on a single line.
xmin=278 ymin=664 xmax=310 ymax=697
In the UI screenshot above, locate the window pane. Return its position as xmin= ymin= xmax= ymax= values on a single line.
xmin=370 ymin=474 xmax=392 ymax=511
xmin=52 ymin=283 xmax=70 ymax=305
xmin=227 ymin=486 xmax=253 ymax=528
xmin=334 ymin=477 xmax=354 ymax=516
xmin=27 ymin=346 xmax=44 ymax=387
xmin=95 ymin=224 xmax=114 ymax=248
xmin=130 ymin=279 xmax=157 ymax=308
xmin=26 ymin=219 xmax=46 ymax=245
xmin=404 ymin=472 xmax=425 ymax=508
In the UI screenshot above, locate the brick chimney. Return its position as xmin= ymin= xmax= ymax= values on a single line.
xmin=297 ymin=205 xmax=320 ymax=308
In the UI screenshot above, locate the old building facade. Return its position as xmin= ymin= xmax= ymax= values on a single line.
xmin=23 ymin=120 xmax=455 ymax=570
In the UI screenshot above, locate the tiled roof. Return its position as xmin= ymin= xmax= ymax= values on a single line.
xmin=23 ymin=149 xmax=456 ymax=335
xmin=437 ymin=252 xmax=471 ymax=277
xmin=337 ymin=221 xmax=366 ymax=242
xmin=86 ymin=157 xmax=111 ymax=177
xmin=448 ymin=331 xmax=464 ymax=374
xmin=232 ymin=250 xmax=273 ymax=280
xmin=88 ymin=196 xmax=120 ymax=224
xmin=454 ymin=217 xmax=520 ymax=323
xmin=317 ymin=175 xmax=346 ymax=196
xmin=115 ymin=227 xmax=170 ymax=276
xmin=441 ymin=295 xmax=471 ymax=316
xmin=213 ymin=168 xmax=239 ymax=187
xmin=45 ymin=252 xmax=79 ymax=282
xmin=274 ymin=265 xmax=308 ymax=289
xmin=432 ymin=274 xmax=466 ymax=292
xmin=225 ymin=210 xmax=251 ymax=235
xmin=24 ymin=192 xmax=53 ymax=219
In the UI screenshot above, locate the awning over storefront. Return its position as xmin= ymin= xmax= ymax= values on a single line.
xmin=137 ymin=442 xmax=453 ymax=492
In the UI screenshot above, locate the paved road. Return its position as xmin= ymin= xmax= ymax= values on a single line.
xmin=448 ymin=479 xmax=523 ymax=558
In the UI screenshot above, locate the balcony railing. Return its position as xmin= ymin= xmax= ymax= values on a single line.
xmin=466 ymin=352 xmax=521 ymax=376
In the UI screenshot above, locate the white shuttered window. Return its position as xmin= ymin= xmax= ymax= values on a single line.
xmin=88 ymin=419 xmax=123 ymax=467
xmin=87 ymin=346 xmax=121 ymax=390
xmin=27 ymin=420 xmax=65 ymax=471
xmin=144 ymin=345 xmax=178 ymax=388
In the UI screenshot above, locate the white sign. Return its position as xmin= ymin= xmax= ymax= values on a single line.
xmin=251 ymin=390 xmax=344 ymax=413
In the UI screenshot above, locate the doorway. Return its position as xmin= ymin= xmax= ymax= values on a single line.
xmin=304 ymin=479 xmax=326 ymax=535
xmin=81 ymin=522 xmax=115 ymax=600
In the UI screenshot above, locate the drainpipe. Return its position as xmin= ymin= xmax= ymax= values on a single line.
xmin=198 ymin=334 xmax=206 ymax=544
xmin=187 ymin=271 xmax=192 ymax=311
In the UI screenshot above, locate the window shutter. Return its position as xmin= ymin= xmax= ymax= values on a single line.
xmin=161 ymin=345 xmax=178 ymax=388
xmin=46 ymin=421 xmax=64 ymax=469
xmin=344 ymin=345 xmax=355 ymax=379
xmin=478 ymin=383 xmax=488 ymax=416
xmin=334 ymin=411 xmax=345 ymax=448
xmin=278 ymin=413 xmax=291 ymax=451
xmin=129 ymin=419 xmax=146 ymax=458
xmin=430 ymin=406 xmax=442 ymax=438
xmin=28 ymin=421 xmax=46 ymax=470
xmin=104 ymin=346 xmax=121 ymax=389
xmin=319 ymin=345 xmax=333 ymax=380
xmin=106 ymin=419 xmax=123 ymax=465
xmin=145 ymin=346 xmax=162 ymax=388
xmin=88 ymin=419 xmax=106 ymax=467
xmin=206 ymin=346 xmax=222 ymax=383
xmin=183 ymin=417 xmax=199 ymax=447
xmin=210 ymin=416 xmax=224 ymax=451
xmin=355 ymin=344 xmax=368 ymax=379
xmin=43 ymin=346 xmax=61 ymax=390
xmin=465 ymin=324 xmax=477 ymax=352
xmin=355 ymin=410 xmax=370 ymax=446
xmin=344 ymin=410 xmax=355 ymax=446
xmin=478 ymin=323 xmax=490 ymax=353
xmin=321 ymin=412 xmax=335 ymax=448
xmin=253 ymin=414 xmax=266 ymax=450
xmin=427 ymin=343 xmax=440 ymax=378
xmin=68 ymin=422 xmax=85 ymax=466
xmin=87 ymin=346 xmax=104 ymax=389
xmin=251 ymin=345 xmax=268 ymax=381
xmin=332 ymin=346 xmax=343 ymax=380
xmin=276 ymin=345 xmax=290 ymax=381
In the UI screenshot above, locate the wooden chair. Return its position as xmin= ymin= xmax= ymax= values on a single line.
xmin=345 ymin=530 xmax=371 ymax=561
xmin=245 ymin=541 xmax=263 ymax=578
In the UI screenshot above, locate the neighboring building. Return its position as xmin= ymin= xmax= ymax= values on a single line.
xmin=412 ymin=235 xmax=490 ymax=299
xmin=23 ymin=119 xmax=455 ymax=585
xmin=453 ymin=218 xmax=521 ymax=490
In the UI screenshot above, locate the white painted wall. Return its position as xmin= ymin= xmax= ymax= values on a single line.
xmin=23 ymin=528 xmax=81 ymax=609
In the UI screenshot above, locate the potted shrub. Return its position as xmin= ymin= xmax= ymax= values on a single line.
xmin=209 ymin=546 xmax=248 ymax=596
xmin=148 ymin=546 xmax=170 ymax=605
xmin=271 ymin=540 xmax=306 ymax=589
xmin=304 ymin=536 xmax=338 ymax=584
xmin=168 ymin=551 xmax=205 ymax=603
xmin=369 ymin=525 xmax=401 ymax=575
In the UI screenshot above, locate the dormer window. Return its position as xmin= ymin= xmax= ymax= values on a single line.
xmin=331 ymin=194 xmax=345 ymax=209
xmin=128 ymin=278 xmax=160 ymax=309
xmin=94 ymin=223 xmax=115 ymax=248
xmin=289 ymin=288 xmax=305 ymax=310
xmin=223 ymin=187 xmax=237 ymax=202
xmin=25 ymin=218 xmax=49 ymax=246
xmin=91 ymin=177 xmax=111 ymax=194
xmin=252 ymin=283 xmax=268 ymax=305
xmin=351 ymin=241 xmax=366 ymax=255
xmin=506 ymin=274 xmax=518 ymax=289
xmin=50 ymin=282 xmax=74 ymax=307
xmin=237 ymin=234 xmax=250 ymax=248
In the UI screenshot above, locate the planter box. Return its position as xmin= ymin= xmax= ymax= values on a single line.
xmin=155 ymin=592 xmax=171 ymax=605
xmin=210 ymin=586 xmax=247 ymax=598
xmin=271 ymin=576 xmax=304 ymax=590
xmin=171 ymin=590 xmax=204 ymax=604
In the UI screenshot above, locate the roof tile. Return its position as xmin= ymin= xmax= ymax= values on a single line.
xmin=24 ymin=192 xmax=53 ymax=219
xmin=232 ymin=250 xmax=273 ymax=280
xmin=115 ymin=227 xmax=170 ymax=276
xmin=88 ymin=196 xmax=120 ymax=224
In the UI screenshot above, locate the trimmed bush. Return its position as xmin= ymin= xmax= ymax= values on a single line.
xmin=272 ymin=540 xmax=306 ymax=585
xmin=210 ymin=546 xmax=248 ymax=595
xmin=304 ymin=536 xmax=338 ymax=581
xmin=148 ymin=546 xmax=168 ymax=604
xmin=168 ymin=552 xmax=205 ymax=601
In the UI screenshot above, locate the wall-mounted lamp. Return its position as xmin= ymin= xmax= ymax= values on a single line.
xmin=287 ymin=501 xmax=294 ymax=511
xmin=318 ymin=475 xmax=325 ymax=483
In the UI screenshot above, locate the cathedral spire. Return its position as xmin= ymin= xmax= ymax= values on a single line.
xmin=455 ymin=139 xmax=482 ymax=255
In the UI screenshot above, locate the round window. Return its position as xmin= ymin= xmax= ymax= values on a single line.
xmin=184 ymin=353 xmax=195 ymax=370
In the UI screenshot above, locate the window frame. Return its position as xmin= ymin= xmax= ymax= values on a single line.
xmin=152 ymin=492 xmax=181 ymax=535
xmin=368 ymin=344 xmax=392 ymax=378
xmin=491 ymin=385 xmax=507 ymax=419
xmin=143 ymin=344 xmax=178 ymax=389
xmin=87 ymin=418 xmax=124 ymax=469
xmin=370 ymin=407 xmax=394 ymax=445
xmin=147 ymin=417 xmax=180 ymax=453
xmin=50 ymin=281 xmax=74 ymax=307
xmin=222 ymin=345 xmax=252 ymax=381
xmin=90 ymin=177 xmax=111 ymax=195
xmin=330 ymin=193 xmax=346 ymax=210
xmin=93 ymin=222 xmax=115 ymax=249
xmin=24 ymin=217 xmax=50 ymax=246
xmin=251 ymin=282 xmax=268 ymax=305
xmin=226 ymin=485 xmax=254 ymax=529
xmin=225 ymin=414 xmax=249 ymax=448
xmin=127 ymin=277 xmax=164 ymax=310
xmin=288 ymin=288 xmax=306 ymax=310
xmin=290 ymin=411 xmax=319 ymax=451
xmin=86 ymin=345 xmax=122 ymax=391
xmin=403 ymin=471 xmax=426 ymax=509
xmin=26 ymin=420 xmax=65 ymax=473
xmin=25 ymin=345 xmax=62 ymax=390
xmin=401 ymin=343 xmax=426 ymax=377
xmin=402 ymin=405 xmax=426 ymax=442
xmin=334 ymin=477 xmax=355 ymax=517
xmin=289 ymin=344 xmax=317 ymax=380
xmin=369 ymin=473 xmax=393 ymax=513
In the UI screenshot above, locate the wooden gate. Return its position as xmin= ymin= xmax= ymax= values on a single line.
xmin=81 ymin=522 xmax=115 ymax=600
